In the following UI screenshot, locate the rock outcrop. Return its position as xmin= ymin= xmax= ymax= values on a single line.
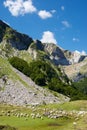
xmin=44 ymin=43 xmax=70 ymax=65
xmin=64 ymin=50 xmax=86 ymax=64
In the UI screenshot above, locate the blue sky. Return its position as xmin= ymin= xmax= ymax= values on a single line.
xmin=0 ymin=0 xmax=87 ymax=53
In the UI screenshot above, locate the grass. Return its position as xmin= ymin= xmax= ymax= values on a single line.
xmin=0 ymin=115 xmax=74 ymax=130
xmin=0 ymin=100 xmax=87 ymax=130
xmin=0 ymin=125 xmax=16 ymax=130
xmin=0 ymin=56 xmax=30 ymax=87
xmin=0 ymin=56 xmax=13 ymax=78
xmin=41 ymin=100 xmax=87 ymax=111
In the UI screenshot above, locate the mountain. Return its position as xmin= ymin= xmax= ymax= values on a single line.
xmin=0 ymin=20 xmax=86 ymax=65
xmin=0 ymin=20 xmax=87 ymax=106
xmin=0 ymin=20 xmax=33 ymax=50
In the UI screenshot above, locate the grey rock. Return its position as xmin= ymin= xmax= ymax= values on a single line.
xmin=0 ymin=68 xmax=70 ymax=106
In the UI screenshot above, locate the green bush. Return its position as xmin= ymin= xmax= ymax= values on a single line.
xmin=28 ymin=60 xmax=58 ymax=86
xmin=9 ymin=57 xmax=30 ymax=76
xmin=9 ymin=57 xmax=59 ymax=86
xmin=34 ymin=73 xmax=46 ymax=86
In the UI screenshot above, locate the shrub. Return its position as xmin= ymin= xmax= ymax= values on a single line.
xmin=9 ymin=57 xmax=30 ymax=76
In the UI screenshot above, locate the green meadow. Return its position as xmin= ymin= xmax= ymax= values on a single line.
xmin=0 ymin=100 xmax=87 ymax=130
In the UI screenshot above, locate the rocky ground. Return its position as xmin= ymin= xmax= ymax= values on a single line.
xmin=0 ymin=68 xmax=69 ymax=106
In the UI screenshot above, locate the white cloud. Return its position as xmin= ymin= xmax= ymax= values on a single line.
xmin=3 ymin=0 xmax=55 ymax=19
xmin=61 ymin=20 xmax=70 ymax=28
xmin=61 ymin=6 xmax=65 ymax=11
xmin=41 ymin=31 xmax=57 ymax=44
xmin=73 ymin=37 xmax=79 ymax=42
xmin=3 ymin=0 xmax=37 ymax=16
xmin=74 ymin=50 xmax=86 ymax=56
xmin=38 ymin=10 xmax=52 ymax=19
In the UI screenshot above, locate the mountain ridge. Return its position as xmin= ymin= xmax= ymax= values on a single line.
xmin=0 ymin=20 xmax=86 ymax=65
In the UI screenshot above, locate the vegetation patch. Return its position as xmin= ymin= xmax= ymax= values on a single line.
xmin=73 ymin=77 xmax=87 ymax=94
xmin=9 ymin=56 xmax=87 ymax=100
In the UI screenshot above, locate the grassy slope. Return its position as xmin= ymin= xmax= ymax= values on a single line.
xmin=42 ymin=100 xmax=87 ymax=110
xmin=0 ymin=100 xmax=87 ymax=130
xmin=0 ymin=56 xmax=29 ymax=87
xmin=0 ymin=116 xmax=73 ymax=130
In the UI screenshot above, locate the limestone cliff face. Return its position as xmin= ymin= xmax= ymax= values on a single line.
xmin=43 ymin=43 xmax=70 ymax=65
xmin=35 ymin=43 xmax=87 ymax=65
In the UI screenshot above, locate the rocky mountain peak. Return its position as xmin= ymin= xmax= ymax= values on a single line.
xmin=43 ymin=43 xmax=70 ymax=65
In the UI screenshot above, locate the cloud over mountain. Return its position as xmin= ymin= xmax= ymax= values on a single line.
xmin=41 ymin=31 xmax=57 ymax=44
